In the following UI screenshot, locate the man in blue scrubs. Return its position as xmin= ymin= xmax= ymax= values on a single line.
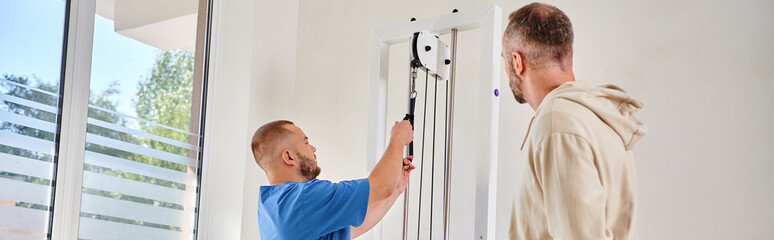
xmin=251 ymin=120 xmax=415 ymax=239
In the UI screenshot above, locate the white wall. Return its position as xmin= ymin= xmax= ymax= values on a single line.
xmin=241 ymin=0 xmax=299 ymax=239
xmin=198 ymin=0 xmax=299 ymax=239
xmin=202 ymin=0 xmax=774 ymax=239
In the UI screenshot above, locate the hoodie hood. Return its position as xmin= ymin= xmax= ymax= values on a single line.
xmin=538 ymin=81 xmax=647 ymax=150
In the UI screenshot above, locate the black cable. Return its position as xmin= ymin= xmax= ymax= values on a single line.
xmin=429 ymin=73 xmax=438 ymax=239
xmin=416 ymin=70 xmax=429 ymax=240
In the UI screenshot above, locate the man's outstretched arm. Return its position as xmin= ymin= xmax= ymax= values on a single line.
xmin=351 ymin=158 xmax=414 ymax=238
xmin=367 ymin=120 xmax=412 ymax=201
xmin=349 ymin=120 xmax=413 ymax=238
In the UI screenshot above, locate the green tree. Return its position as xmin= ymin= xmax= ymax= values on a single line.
xmin=135 ymin=50 xmax=194 ymax=141
xmin=131 ymin=50 xmax=194 ymax=173
xmin=83 ymin=50 xmax=196 ymax=199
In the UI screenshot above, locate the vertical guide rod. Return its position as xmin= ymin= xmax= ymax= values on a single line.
xmin=402 ymin=35 xmax=415 ymax=240
xmin=443 ymin=27 xmax=458 ymax=240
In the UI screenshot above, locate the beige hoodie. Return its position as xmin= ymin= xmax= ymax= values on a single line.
xmin=509 ymin=81 xmax=647 ymax=240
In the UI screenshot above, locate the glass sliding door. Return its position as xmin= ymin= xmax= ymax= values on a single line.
xmin=76 ymin=0 xmax=208 ymax=239
xmin=0 ymin=0 xmax=211 ymax=239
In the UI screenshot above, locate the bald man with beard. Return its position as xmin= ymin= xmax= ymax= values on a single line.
xmin=251 ymin=120 xmax=415 ymax=239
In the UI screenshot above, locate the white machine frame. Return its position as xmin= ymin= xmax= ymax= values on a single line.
xmin=365 ymin=5 xmax=502 ymax=240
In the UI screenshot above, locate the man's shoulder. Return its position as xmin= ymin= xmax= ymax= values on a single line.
xmin=532 ymin=98 xmax=598 ymax=138
xmin=302 ymin=178 xmax=369 ymax=194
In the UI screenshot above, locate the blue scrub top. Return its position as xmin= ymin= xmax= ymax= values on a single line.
xmin=257 ymin=178 xmax=370 ymax=240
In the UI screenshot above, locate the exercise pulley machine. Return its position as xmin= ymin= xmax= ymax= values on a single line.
xmin=366 ymin=5 xmax=501 ymax=240
xmin=400 ymin=10 xmax=458 ymax=240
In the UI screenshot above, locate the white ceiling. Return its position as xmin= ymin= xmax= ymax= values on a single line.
xmin=95 ymin=0 xmax=198 ymax=52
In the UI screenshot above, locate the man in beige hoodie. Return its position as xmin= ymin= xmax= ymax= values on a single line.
xmin=503 ymin=3 xmax=647 ymax=240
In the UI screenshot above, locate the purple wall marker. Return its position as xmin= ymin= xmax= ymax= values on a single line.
xmin=494 ymin=89 xmax=499 ymax=97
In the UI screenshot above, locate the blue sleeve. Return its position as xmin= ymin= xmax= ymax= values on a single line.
xmin=301 ymin=178 xmax=370 ymax=236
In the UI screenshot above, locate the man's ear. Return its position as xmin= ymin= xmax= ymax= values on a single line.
xmin=280 ymin=149 xmax=295 ymax=166
xmin=511 ymin=51 xmax=524 ymax=75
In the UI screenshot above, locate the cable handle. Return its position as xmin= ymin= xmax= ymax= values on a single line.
xmin=402 ymin=96 xmax=416 ymax=165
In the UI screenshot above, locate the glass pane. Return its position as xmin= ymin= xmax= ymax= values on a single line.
xmin=0 ymin=0 xmax=67 ymax=239
xmin=77 ymin=0 xmax=205 ymax=239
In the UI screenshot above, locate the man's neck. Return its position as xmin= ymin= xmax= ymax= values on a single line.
xmin=528 ymin=70 xmax=575 ymax=111
xmin=267 ymin=169 xmax=307 ymax=185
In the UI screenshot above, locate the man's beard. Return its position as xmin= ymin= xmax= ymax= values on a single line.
xmin=298 ymin=153 xmax=321 ymax=180
xmin=509 ymin=72 xmax=527 ymax=104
